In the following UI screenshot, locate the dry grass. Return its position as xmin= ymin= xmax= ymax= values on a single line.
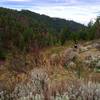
xmin=0 ymin=41 xmax=100 ymax=99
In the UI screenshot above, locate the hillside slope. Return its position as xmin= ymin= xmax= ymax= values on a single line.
xmin=0 ymin=7 xmax=86 ymax=59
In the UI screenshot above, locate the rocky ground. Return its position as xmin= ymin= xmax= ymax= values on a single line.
xmin=0 ymin=40 xmax=100 ymax=100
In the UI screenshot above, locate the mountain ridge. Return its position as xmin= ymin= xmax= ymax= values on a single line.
xmin=0 ymin=7 xmax=86 ymax=57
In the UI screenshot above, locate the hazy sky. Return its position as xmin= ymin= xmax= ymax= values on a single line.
xmin=0 ymin=0 xmax=100 ymax=25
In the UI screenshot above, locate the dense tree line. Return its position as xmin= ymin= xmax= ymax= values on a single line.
xmin=0 ymin=7 xmax=100 ymax=59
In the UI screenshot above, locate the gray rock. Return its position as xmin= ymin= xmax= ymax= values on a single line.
xmin=96 ymin=61 xmax=100 ymax=68
xmin=63 ymin=48 xmax=78 ymax=62
xmin=79 ymin=46 xmax=88 ymax=52
xmin=67 ymin=61 xmax=76 ymax=68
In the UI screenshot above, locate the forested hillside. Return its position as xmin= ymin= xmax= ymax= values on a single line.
xmin=0 ymin=7 xmax=100 ymax=59
xmin=0 ymin=8 xmax=84 ymax=55
xmin=0 ymin=7 xmax=100 ymax=100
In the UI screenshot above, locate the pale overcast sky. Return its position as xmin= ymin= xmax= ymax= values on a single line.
xmin=0 ymin=0 xmax=100 ymax=25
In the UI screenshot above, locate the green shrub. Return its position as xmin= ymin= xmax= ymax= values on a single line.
xmin=0 ymin=50 xmax=6 ymax=60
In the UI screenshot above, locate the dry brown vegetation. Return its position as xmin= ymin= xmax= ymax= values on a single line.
xmin=0 ymin=40 xmax=100 ymax=100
